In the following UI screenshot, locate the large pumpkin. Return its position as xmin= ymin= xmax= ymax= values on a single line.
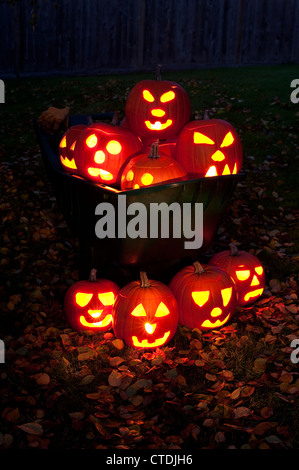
xmin=209 ymin=243 xmax=265 ymax=306
xmin=74 ymin=116 xmax=142 ymax=186
xmin=176 ymin=117 xmax=243 ymax=177
xmin=112 ymin=271 xmax=179 ymax=349
xmin=59 ymin=124 xmax=87 ymax=174
xmin=64 ymin=269 xmax=120 ymax=333
xmin=121 ymin=142 xmax=187 ymax=190
xmin=124 ymin=68 xmax=191 ymax=144
xmin=169 ymin=261 xmax=237 ymax=330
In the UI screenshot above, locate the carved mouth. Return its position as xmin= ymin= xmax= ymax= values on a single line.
xmin=145 ymin=119 xmax=173 ymax=131
xmin=60 ymin=155 xmax=77 ymax=170
xmin=79 ymin=313 xmax=112 ymax=328
xmin=132 ymin=330 xmax=170 ymax=348
xmin=244 ymin=288 xmax=264 ymax=302
xmin=87 ymin=168 xmax=113 ymax=180
xmin=205 ymin=163 xmax=237 ymax=177
xmin=200 ymin=313 xmax=231 ymax=329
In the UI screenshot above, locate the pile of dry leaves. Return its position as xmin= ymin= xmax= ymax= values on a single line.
xmin=0 ymin=133 xmax=298 ymax=450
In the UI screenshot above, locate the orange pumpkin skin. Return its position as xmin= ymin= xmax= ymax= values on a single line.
xmin=74 ymin=123 xmax=142 ymax=186
xmin=209 ymin=244 xmax=265 ymax=306
xmin=125 ymin=79 xmax=191 ymax=143
xmin=169 ymin=262 xmax=237 ymax=330
xmin=176 ymin=119 xmax=243 ymax=178
xmin=64 ymin=270 xmax=120 ymax=333
xmin=112 ymin=272 xmax=179 ymax=349
xmin=59 ymin=125 xmax=87 ymax=174
xmin=121 ymin=142 xmax=187 ymax=190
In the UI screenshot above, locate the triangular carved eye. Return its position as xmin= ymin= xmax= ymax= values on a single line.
xmin=221 ymin=287 xmax=232 ymax=306
xmin=131 ymin=303 xmax=147 ymax=316
xmin=59 ymin=136 xmax=67 ymax=148
xmin=255 ymin=266 xmax=263 ymax=275
xmin=155 ymin=302 xmax=170 ymax=317
xmin=193 ymin=132 xmax=215 ymax=145
xmin=76 ymin=293 xmax=93 ymax=307
xmin=98 ymin=292 xmax=115 ymax=306
xmin=192 ymin=291 xmax=210 ymax=306
xmin=220 ymin=132 xmax=234 ymax=148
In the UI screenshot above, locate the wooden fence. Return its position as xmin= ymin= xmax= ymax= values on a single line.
xmin=1 ymin=0 xmax=299 ymax=78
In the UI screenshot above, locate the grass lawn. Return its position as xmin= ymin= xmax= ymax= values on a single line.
xmin=0 ymin=64 xmax=299 ymax=450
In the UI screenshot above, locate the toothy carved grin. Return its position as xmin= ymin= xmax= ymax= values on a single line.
xmin=132 ymin=331 xmax=170 ymax=348
xmin=145 ymin=119 xmax=173 ymax=131
xmin=87 ymin=168 xmax=113 ymax=180
xmin=205 ymin=163 xmax=237 ymax=177
xmin=60 ymin=155 xmax=77 ymax=169
xmin=201 ymin=313 xmax=231 ymax=329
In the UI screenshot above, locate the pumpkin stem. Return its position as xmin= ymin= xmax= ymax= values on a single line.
xmin=111 ymin=110 xmax=120 ymax=126
xmin=140 ymin=271 xmax=151 ymax=288
xmin=229 ymin=243 xmax=240 ymax=256
xmin=193 ymin=261 xmax=205 ymax=274
xmin=149 ymin=142 xmax=160 ymax=159
xmin=89 ymin=269 xmax=97 ymax=282
xmin=156 ymin=64 xmax=162 ymax=81
xmin=204 ymin=110 xmax=210 ymax=120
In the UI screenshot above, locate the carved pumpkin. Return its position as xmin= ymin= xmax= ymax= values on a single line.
xmin=124 ymin=67 xmax=191 ymax=144
xmin=121 ymin=142 xmax=187 ymax=190
xmin=169 ymin=261 xmax=237 ymax=330
xmin=112 ymin=271 xmax=178 ymax=349
xmin=176 ymin=117 xmax=243 ymax=177
xmin=59 ymin=124 xmax=87 ymax=174
xmin=209 ymin=243 xmax=265 ymax=306
xmin=74 ymin=114 xmax=142 ymax=186
xmin=64 ymin=269 xmax=120 ymax=333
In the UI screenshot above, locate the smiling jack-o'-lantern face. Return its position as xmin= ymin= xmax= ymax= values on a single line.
xmin=64 ymin=270 xmax=120 ymax=333
xmin=176 ymin=119 xmax=243 ymax=178
xmin=209 ymin=244 xmax=265 ymax=306
xmin=74 ymin=123 xmax=142 ymax=185
xmin=125 ymin=78 xmax=191 ymax=144
xmin=112 ymin=272 xmax=178 ymax=348
xmin=169 ymin=262 xmax=237 ymax=330
xmin=59 ymin=125 xmax=87 ymax=174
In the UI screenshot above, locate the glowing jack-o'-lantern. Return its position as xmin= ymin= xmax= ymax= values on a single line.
xmin=176 ymin=118 xmax=243 ymax=178
xmin=74 ymin=114 xmax=142 ymax=186
xmin=59 ymin=124 xmax=87 ymax=174
xmin=112 ymin=271 xmax=178 ymax=349
xmin=169 ymin=262 xmax=237 ymax=330
xmin=121 ymin=142 xmax=187 ymax=190
xmin=64 ymin=269 xmax=120 ymax=333
xmin=209 ymin=243 xmax=265 ymax=306
xmin=124 ymin=67 xmax=191 ymax=144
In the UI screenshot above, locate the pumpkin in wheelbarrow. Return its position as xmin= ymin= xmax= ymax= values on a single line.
xmin=124 ymin=66 xmax=191 ymax=146
xmin=74 ymin=119 xmax=142 ymax=186
xmin=176 ymin=117 xmax=243 ymax=178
